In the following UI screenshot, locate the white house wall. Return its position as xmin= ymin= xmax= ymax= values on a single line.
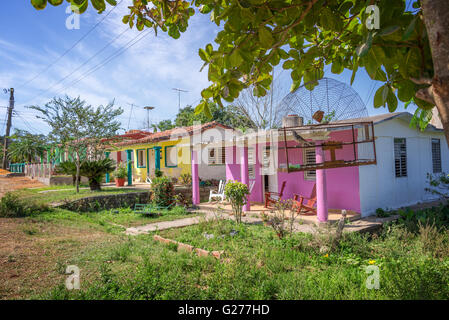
xmin=358 ymin=118 xmax=448 ymax=216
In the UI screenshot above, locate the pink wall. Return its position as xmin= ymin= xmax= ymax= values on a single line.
xmin=277 ymin=129 xmax=360 ymax=212
xmin=225 ymin=130 xmax=361 ymax=212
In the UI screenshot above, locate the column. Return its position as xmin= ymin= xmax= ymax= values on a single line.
xmin=315 ymin=142 xmax=328 ymax=223
xmin=105 ymin=151 xmax=110 ymax=183
xmin=117 ymin=151 xmax=122 ymax=163
xmin=191 ymin=150 xmax=200 ymax=205
xmin=153 ymin=146 xmax=161 ymax=171
xmin=240 ymin=141 xmax=250 ymax=212
xmin=126 ymin=149 xmax=132 ymax=186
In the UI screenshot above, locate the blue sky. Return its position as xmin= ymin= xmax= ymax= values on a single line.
xmin=0 ymin=1 xmax=414 ymax=135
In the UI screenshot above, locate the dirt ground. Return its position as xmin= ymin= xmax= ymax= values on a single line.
xmin=0 ymin=217 xmax=117 ymax=299
xmin=0 ymin=176 xmax=45 ymax=197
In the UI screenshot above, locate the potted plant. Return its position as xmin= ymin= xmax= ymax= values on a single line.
xmin=113 ymin=163 xmax=128 ymax=187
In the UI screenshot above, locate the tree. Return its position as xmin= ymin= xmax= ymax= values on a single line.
xmin=30 ymin=96 xmax=123 ymax=193
xmin=7 ymin=129 xmax=47 ymax=163
xmin=175 ymin=103 xmax=252 ymax=129
xmin=80 ymin=158 xmax=116 ymax=191
xmin=235 ymin=69 xmax=290 ymax=129
xmin=155 ymin=119 xmax=175 ymax=131
xmin=31 ymin=0 xmax=449 ymax=146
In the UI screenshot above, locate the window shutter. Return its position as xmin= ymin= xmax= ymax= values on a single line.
xmin=304 ymin=148 xmax=316 ymax=180
xmin=432 ymin=138 xmax=442 ymax=173
xmin=394 ymin=138 xmax=407 ymax=177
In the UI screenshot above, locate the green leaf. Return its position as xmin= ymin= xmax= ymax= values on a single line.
xmin=91 ymin=0 xmax=106 ymax=13
xmin=31 ymin=0 xmax=47 ymax=10
xmin=397 ymin=80 xmax=415 ymax=102
xmin=356 ymin=32 xmax=372 ymax=57
xmin=258 ymin=26 xmax=274 ymax=49
xmin=229 ymin=49 xmax=243 ymax=67
xmin=386 ymin=87 xmax=398 ymax=112
xmin=201 ymin=88 xmax=214 ymax=99
xmin=194 ymin=101 xmax=205 ymax=115
xmin=105 ymin=0 xmax=117 ymax=5
xmin=350 ymin=59 xmax=358 ymax=85
xmin=374 ymin=85 xmax=388 ymax=108
xmin=378 ymin=26 xmax=400 ymax=37
xmin=122 ymin=15 xmax=130 ymax=24
xmin=198 ymin=48 xmax=209 ymax=62
xmin=331 ymin=57 xmax=344 ymax=74
xmin=402 ymin=17 xmax=417 ymax=41
xmin=203 ymin=103 xmax=212 ymax=119
xmin=48 ymin=0 xmax=63 ymax=5
xmin=282 ymin=60 xmax=295 ymax=70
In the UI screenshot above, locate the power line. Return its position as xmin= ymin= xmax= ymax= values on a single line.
xmin=17 ymin=0 xmax=124 ymax=90
xmin=51 ymin=28 xmax=153 ymax=98
xmin=19 ymin=27 xmax=131 ymax=107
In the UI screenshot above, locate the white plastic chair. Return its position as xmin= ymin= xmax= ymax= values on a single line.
xmin=209 ymin=180 xmax=226 ymax=202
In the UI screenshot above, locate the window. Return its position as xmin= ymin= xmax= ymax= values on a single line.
xmin=165 ymin=146 xmax=177 ymax=167
xmin=432 ymin=138 xmax=442 ymax=173
xmin=261 ymin=147 xmax=271 ymax=175
xmin=304 ymin=148 xmax=316 ymax=180
xmin=394 ymin=138 xmax=407 ymax=177
xmin=248 ymin=146 xmax=255 ymax=179
xmin=136 ymin=149 xmax=145 ymax=168
xmin=208 ymin=146 xmax=225 ymax=165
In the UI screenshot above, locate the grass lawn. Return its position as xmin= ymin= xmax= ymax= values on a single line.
xmin=2 ymin=184 xmax=449 ymax=300
xmin=10 ymin=185 xmax=146 ymax=206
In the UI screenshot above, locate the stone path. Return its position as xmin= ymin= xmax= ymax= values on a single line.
xmin=125 ymin=209 xmax=399 ymax=236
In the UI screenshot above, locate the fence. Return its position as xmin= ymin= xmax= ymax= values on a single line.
xmin=23 ymin=163 xmax=56 ymax=179
xmin=9 ymin=163 xmax=26 ymax=173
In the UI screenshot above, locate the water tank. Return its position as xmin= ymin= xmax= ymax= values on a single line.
xmin=282 ymin=114 xmax=303 ymax=127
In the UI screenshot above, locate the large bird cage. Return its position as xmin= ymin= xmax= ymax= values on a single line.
xmin=278 ymin=121 xmax=377 ymax=173
xmin=276 ymin=78 xmax=376 ymax=173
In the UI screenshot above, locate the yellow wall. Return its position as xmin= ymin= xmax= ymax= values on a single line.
xmin=113 ymin=137 xmax=191 ymax=182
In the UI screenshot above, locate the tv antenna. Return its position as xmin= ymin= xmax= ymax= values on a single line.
xmin=172 ymin=88 xmax=188 ymax=110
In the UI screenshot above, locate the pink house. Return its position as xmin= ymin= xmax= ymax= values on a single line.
xmin=192 ymin=112 xmax=449 ymax=222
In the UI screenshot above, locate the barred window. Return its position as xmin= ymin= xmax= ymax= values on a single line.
xmin=394 ymin=138 xmax=407 ymax=177
xmin=432 ymin=138 xmax=442 ymax=173
xmin=248 ymin=146 xmax=255 ymax=179
xmin=304 ymin=148 xmax=316 ymax=180
xmin=208 ymin=147 xmax=225 ymax=165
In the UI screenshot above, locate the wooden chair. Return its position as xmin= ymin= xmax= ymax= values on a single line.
xmin=264 ymin=181 xmax=286 ymax=208
xmin=293 ymin=184 xmax=317 ymax=215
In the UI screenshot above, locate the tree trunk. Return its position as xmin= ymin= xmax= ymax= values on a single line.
xmin=420 ymin=0 xmax=449 ymax=147
xmin=88 ymin=178 xmax=101 ymax=191
xmin=75 ymin=151 xmax=80 ymax=193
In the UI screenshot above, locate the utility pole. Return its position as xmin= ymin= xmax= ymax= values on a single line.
xmin=2 ymin=88 xmax=14 ymax=169
xmin=144 ymin=106 xmax=155 ymax=131
xmin=172 ymin=88 xmax=188 ymax=111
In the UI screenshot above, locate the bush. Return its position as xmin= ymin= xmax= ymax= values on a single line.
xmin=57 ymin=161 xmax=80 ymax=185
xmin=178 ymin=173 xmax=192 ymax=185
xmin=0 ymin=192 xmax=48 ymax=217
xmin=80 ymin=159 xmax=116 ymax=191
xmin=224 ymin=180 xmax=249 ymax=223
xmin=151 ymin=176 xmax=175 ymax=207
xmin=113 ymin=162 xmax=128 ymax=179
xmin=154 ymin=169 xmax=163 ymax=177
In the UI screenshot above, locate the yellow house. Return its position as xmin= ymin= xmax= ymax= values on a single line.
xmin=107 ymin=122 xmax=232 ymax=185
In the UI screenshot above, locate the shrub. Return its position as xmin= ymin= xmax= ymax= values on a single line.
xmin=0 ymin=192 xmax=48 ymax=217
xmin=80 ymin=159 xmax=116 ymax=191
xmin=113 ymin=162 xmax=128 ymax=179
xmin=426 ymin=172 xmax=449 ymax=200
xmin=154 ymin=169 xmax=163 ymax=177
xmin=57 ymin=161 xmax=80 ymax=185
xmin=174 ymin=192 xmax=191 ymax=208
xmin=151 ymin=176 xmax=175 ymax=207
xmin=224 ymin=180 xmax=249 ymax=223
xmin=178 ymin=173 xmax=192 ymax=186
xmin=268 ymin=199 xmax=295 ymax=239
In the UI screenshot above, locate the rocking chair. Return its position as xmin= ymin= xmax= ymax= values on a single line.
xmin=293 ymin=184 xmax=317 ymax=215
xmin=264 ymin=181 xmax=286 ymax=208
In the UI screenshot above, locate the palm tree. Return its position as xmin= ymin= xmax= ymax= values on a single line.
xmin=8 ymin=130 xmax=46 ymax=163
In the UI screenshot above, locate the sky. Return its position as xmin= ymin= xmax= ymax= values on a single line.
xmin=0 ymin=1 xmax=415 ymax=136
